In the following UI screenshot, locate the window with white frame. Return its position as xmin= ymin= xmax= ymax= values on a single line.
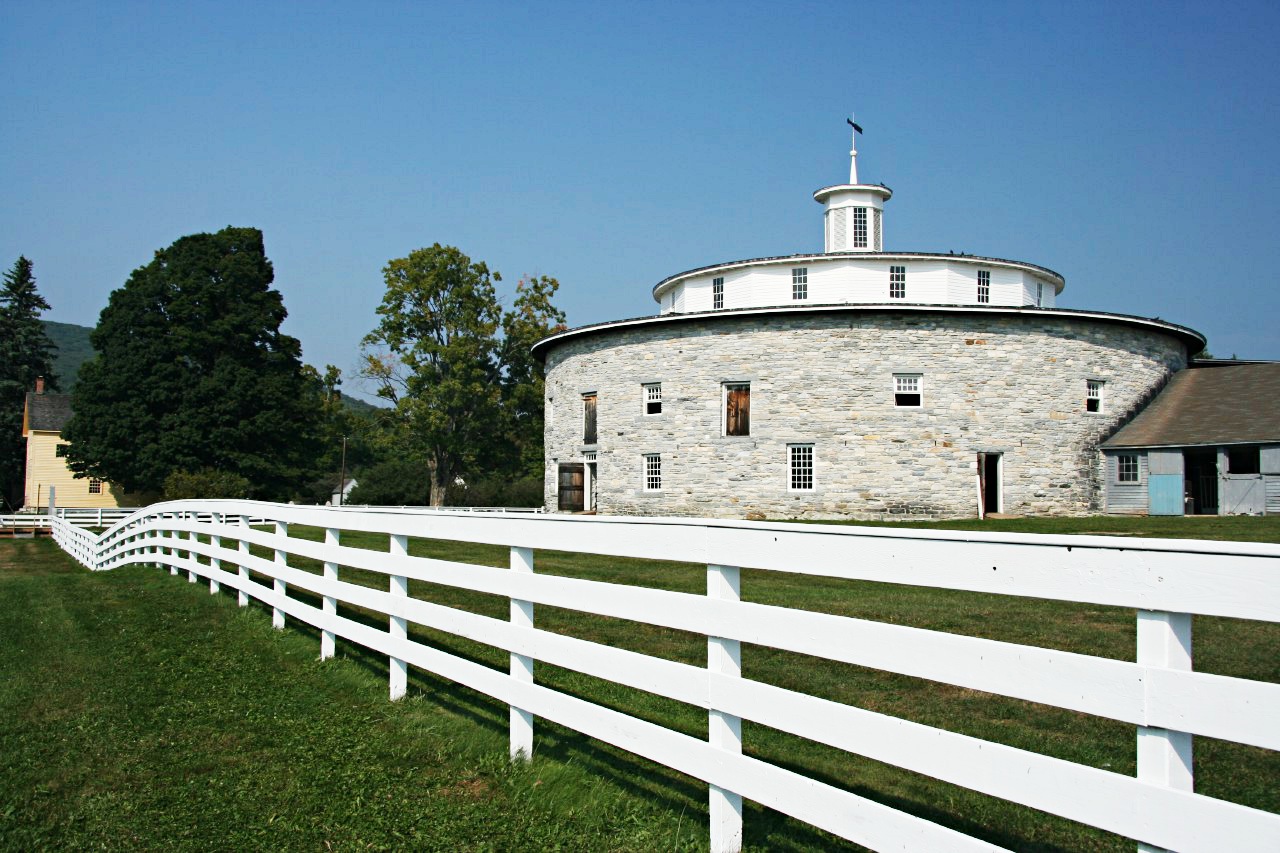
xmin=789 ymin=444 xmax=814 ymax=490
xmin=889 ymin=265 xmax=906 ymax=299
xmin=978 ymin=270 xmax=990 ymax=304
xmin=643 ymin=453 xmax=662 ymax=491
xmin=893 ymin=373 xmax=922 ymax=407
xmin=1086 ymin=380 xmax=1104 ymax=413
xmin=1116 ymin=454 xmax=1139 ymax=483
xmin=852 ymin=208 xmax=868 ymax=248
xmin=89 ymin=479 xmax=103 ymax=494
xmin=712 ymin=277 xmax=724 ymax=310
xmin=1036 ymin=282 xmax=1044 ymax=306
xmin=643 ymin=383 xmax=662 ymax=415
xmin=791 ymin=268 xmax=808 ymax=300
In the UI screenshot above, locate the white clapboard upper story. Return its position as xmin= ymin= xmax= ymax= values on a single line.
xmin=653 ymin=124 xmax=1065 ymax=315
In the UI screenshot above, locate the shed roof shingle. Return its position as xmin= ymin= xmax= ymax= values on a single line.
xmin=1102 ymin=363 xmax=1280 ymax=449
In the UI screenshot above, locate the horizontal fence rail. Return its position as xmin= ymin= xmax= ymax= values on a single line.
xmin=47 ymin=501 xmax=1280 ymax=852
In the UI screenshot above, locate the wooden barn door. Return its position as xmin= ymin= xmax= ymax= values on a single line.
xmin=557 ymin=463 xmax=585 ymax=512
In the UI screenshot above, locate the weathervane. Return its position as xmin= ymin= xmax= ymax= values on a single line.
xmin=847 ymin=114 xmax=863 ymax=184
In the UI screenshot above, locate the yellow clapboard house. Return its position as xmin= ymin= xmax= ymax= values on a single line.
xmin=22 ymin=382 xmax=128 ymax=510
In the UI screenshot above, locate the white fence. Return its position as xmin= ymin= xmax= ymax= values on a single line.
xmin=49 ymin=501 xmax=1280 ymax=852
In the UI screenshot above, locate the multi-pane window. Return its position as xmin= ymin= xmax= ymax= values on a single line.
xmin=1117 ymin=454 xmax=1139 ymax=483
xmin=791 ymin=268 xmax=808 ymax=300
xmin=724 ymin=383 xmax=750 ymax=436
xmin=852 ymin=207 xmax=868 ymax=248
xmin=643 ymin=383 xmax=662 ymax=415
xmin=56 ymin=444 xmax=69 ymax=458
xmin=582 ymin=393 xmax=597 ymax=444
xmin=789 ymin=444 xmax=814 ymax=491
xmin=712 ymin=277 xmax=724 ymax=310
xmin=978 ymin=270 xmax=990 ymax=304
xmin=643 ymin=454 xmax=662 ymax=491
xmin=889 ymin=265 xmax=906 ymax=299
xmin=1086 ymin=380 xmax=1104 ymax=413
xmin=893 ymin=373 xmax=922 ymax=407
xmin=88 ymin=479 xmax=103 ymax=494
xmin=1036 ymin=282 xmax=1044 ymax=306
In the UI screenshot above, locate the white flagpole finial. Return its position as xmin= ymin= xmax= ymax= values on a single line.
xmin=848 ymin=114 xmax=859 ymax=184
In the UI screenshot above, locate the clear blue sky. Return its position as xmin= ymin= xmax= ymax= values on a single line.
xmin=4 ymin=1 xmax=1277 ymax=402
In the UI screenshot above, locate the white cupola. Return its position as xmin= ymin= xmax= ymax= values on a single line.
xmin=813 ymin=117 xmax=892 ymax=252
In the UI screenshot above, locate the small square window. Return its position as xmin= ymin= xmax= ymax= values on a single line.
xmin=724 ymin=383 xmax=750 ymax=436
xmin=889 ymin=266 xmax=906 ymax=299
xmin=712 ymin=277 xmax=724 ymax=310
xmin=789 ymin=444 xmax=814 ymax=491
xmin=1116 ymin=454 xmax=1139 ymax=483
xmin=643 ymin=454 xmax=662 ymax=491
xmin=88 ymin=479 xmax=103 ymax=494
xmin=56 ymin=444 xmax=69 ymax=458
xmin=893 ymin=373 xmax=922 ymax=408
xmin=643 ymin=383 xmax=662 ymax=415
xmin=978 ymin=270 xmax=990 ymax=304
xmin=792 ymin=268 xmax=808 ymax=300
xmin=1086 ymin=380 xmax=1104 ymax=413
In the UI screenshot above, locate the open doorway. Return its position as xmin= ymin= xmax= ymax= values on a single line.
xmin=1183 ymin=449 xmax=1218 ymax=515
xmin=978 ymin=452 xmax=1002 ymax=517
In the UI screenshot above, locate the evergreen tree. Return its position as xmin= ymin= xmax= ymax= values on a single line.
xmin=63 ymin=227 xmax=320 ymax=498
xmin=0 ymin=257 xmax=59 ymax=509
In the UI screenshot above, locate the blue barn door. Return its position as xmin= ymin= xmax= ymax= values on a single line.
xmin=1148 ymin=450 xmax=1185 ymax=516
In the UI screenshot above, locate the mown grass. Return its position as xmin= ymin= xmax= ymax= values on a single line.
xmin=4 ymin=515 xmax=1279 ymax=851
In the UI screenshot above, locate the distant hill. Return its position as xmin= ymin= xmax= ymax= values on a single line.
xmin=42 ymin=320 xmax=96 ymax=391
xmin=39 ymin=319 xmax=386 ymax=413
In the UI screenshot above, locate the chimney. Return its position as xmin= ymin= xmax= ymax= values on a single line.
xmin=35 ymin=376 xmax=45 ymax=395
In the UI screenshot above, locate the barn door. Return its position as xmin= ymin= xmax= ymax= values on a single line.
xmin=557 ymin=463 xmax=585 ymax=512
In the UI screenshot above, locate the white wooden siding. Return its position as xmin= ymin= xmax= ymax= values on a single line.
xmin=1105 ymin=452 xmax=1150 ymax=513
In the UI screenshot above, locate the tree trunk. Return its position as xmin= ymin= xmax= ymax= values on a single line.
xmin=427 ymin=458 xmax=447 ymax=507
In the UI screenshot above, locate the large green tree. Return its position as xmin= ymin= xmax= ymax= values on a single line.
xmin=63 ymin=227 xmax=320 ymax=498
xmin=362 ymin=244 xmax=503 ymax=506
xmin=0 ymin=257 xmax=59 ymax=508
xmin=498 ymin=275 xmax=566 ymax=478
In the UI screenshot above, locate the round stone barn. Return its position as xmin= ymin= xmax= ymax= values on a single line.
xmin=534 ymin=132 xmax=1204 ymax=520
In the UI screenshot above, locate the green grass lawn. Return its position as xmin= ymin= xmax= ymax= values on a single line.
xmin=4 ymin=515 xmax=1278 ymax=851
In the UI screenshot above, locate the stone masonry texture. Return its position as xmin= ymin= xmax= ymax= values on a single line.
xmin=542 ymin=310 xmax=1188 ymax=519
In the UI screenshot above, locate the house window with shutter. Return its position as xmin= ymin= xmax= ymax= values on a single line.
xmin=582 ymin=393 xmax=597 ymax=445
xmin=723 ymin=383 xmax=750 ymax=436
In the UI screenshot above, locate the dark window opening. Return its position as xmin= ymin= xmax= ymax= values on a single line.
xmin=557 ymin=464 xmax=585 ymax=511
xmin=1227 ymin=447 xmax=1260 ymax=475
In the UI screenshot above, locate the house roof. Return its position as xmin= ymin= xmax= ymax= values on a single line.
xmin=1102 ymin=362 xmax=1280 ymax=449
xmin=24 ymin=392 xmax=73 ymax=433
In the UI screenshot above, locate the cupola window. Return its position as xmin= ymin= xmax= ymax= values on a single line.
xmin=852 ymin=208 xmax=868 ymax=248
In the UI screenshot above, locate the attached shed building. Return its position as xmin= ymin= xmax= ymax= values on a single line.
xmin=1102 ymin=362 xmax=1280 ymax=516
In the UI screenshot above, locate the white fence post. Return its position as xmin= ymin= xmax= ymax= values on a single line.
xmin=389 ymin=534 xmax=409 ymax=700
xmin=708 ymin=564 xmax=743 ymax=853
xmin=1136 ymin=609 xmax=1193 ymax=853
xmin=167 ymin=514 xmax=178 ymax=576
xmin=187 ymin=516 xmax=197 ymax=583
xmin=321 ymin=527 xmax=339 ymax=660
xmin=209 ymin=513 xmax=221 ymax=595
xmin=272 ymin=521 xmax=288 ymax=630
xmin=510 ymin=546 xmax=534 ymax=761
xmin=237 ymin=516 xmax=250 ymax=607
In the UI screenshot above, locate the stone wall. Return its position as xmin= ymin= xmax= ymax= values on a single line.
xmin=542 ymin=310 xmax=1188 ymax=519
